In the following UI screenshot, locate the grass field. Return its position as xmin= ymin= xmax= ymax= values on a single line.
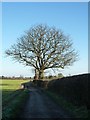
xmin=0 ymin=79 xmax=30 ymax=119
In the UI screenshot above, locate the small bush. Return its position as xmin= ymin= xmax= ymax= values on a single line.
xmin=33 ymin=80 xmax=43 ymax=87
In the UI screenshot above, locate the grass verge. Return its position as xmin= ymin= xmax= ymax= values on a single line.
xmin=2 ymin=89 xmax=29 ymax=119
xmin=45 ymin=90 xmax=88 ymax=118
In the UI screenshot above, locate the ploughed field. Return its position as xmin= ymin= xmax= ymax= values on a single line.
xmin=0 ymin=79 xmax=29 ymax=118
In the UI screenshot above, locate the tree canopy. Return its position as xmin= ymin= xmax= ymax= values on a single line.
xmin=5 ymin=24 xmax=78 ymax=79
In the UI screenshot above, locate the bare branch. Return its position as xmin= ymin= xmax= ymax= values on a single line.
xmin=5 ymin=24 xmax=78 ymax=79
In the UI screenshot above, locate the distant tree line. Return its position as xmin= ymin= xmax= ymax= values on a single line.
xmin=0 ymin=76 xmax=32 ymax=80
xmin=1 ymin=73 xmax=64 ymax=80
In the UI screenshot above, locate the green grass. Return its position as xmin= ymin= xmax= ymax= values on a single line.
xmin=0 ymin=79 xmax=30 ymax=119
xmin=2 ymin=89 xmax=29 ymax=119
xmin=45 ymin=90 xmax=88 ymax=118
xmin=1 ymin=79 xmax=29 ymax=89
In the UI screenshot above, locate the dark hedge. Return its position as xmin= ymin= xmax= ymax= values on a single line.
xmin=47 ymin=73 xmax=89 ymax=108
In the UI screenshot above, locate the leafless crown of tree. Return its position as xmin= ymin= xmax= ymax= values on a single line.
xmin=5 ymin=24 xmax=78 ymax=79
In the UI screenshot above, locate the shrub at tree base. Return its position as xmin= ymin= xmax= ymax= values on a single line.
xmin=41 ymin=81 xmax=49 ymax=88
xmin=47 ymin=73 xmax=89 ymax=108
xmin=33 ymin=80 xmax=48 ymax=88
xmin=33 ymin=80 xmax=43 ymax=87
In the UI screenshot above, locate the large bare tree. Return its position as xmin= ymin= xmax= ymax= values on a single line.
xmin=5 ymin=24 xmax=78 ymax=79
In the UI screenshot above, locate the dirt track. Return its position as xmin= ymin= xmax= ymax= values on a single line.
xmin=19 ymin=86 xmax=74 ymax=119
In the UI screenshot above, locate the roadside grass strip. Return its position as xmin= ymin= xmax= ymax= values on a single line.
xmin=3 ymin=89 xmax=23 ymax=109
xmin=45 ymin=90 xmax=88 ymax=118
xmin=2 ymin=89 xmax=29 ymax=119
xmin=1 ymin=79 xmax=30 ymax=119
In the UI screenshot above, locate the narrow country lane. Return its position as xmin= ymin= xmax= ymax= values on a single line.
xmin=19 ymin=86 xmax=74 ymax=119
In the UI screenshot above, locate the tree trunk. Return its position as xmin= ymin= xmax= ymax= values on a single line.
xmin=34 ymin=69 xmax=39 ymax=80
xmin=39 ymin=70 xmax=44 ymax=79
